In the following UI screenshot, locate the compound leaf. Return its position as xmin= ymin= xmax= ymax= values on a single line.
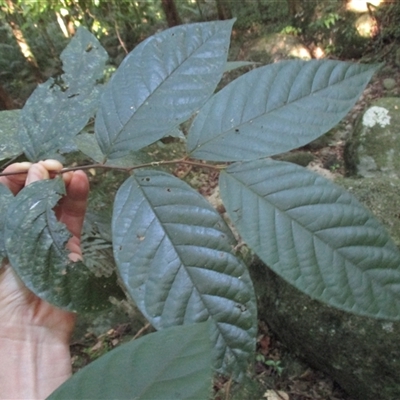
xmin=112 ymin=170 xmax=257 ymax=378
xmin=0 ymin=110 xmax=22 ymax=161
xmin=4 ymin=178 xmax=121 ymax=312
xmin=220 ymin=159 xmax=400 ymax=319
xmin=95 ymin=20 xmax=234 ymax=160
xmin=19 ymin=27 xmax=108 ymax=161
xmin=47 ymin=322 xmax=212 ymax=400
xmin=188 ymin=60 xmax=380 ymax=161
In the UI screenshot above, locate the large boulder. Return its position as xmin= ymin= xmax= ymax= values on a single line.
xmin=250 ymin=261 xmax=400 ymax=400
xmin=251 ymin=175 xmax=400 ymax=399
xmin=344 ymin=97 xmax=400 ymax=179
xmin=251 ymin=99 xmax=400 ymax=399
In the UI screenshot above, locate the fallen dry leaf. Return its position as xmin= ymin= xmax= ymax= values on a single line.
xmin=263 ymin=389 xmax=290 ymax=400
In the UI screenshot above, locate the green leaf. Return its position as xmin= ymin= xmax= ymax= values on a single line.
xmin=60 ymin=26 xmax=108 ymax=91
xmin=19 ymin=27 xmax=108 ymax=161
xmin=0 ymin=110 xmax=22 ymax=161
xmin=75 ymin=132 xmax=151 ymax=167
xmin=4 ymin=178 xmax=121 ymax=312
xmin=219 ymin=158 xmax=400 ymax=319
xmin=112 ymin=170 xmax=257 ymax=378
xmin=47 ymin=322 xmax=212 ymax=400
xmin=0 ymin=184 xmax=13 ymax=258
xmin=95 ymin=20 xmax=235 ymax=160
xmin=187 ymin=60 xmax=380 ymax=161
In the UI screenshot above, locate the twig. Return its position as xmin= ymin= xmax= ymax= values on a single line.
xmin=224 ymin=377 xmax=232 ymax=400
xmin=131 ymin=322 xmax=151 ymax=341
xmin=0 ymin=159 xmax=226 ymax=177
xmin=115 ymin=22 xmax=128 ymax=54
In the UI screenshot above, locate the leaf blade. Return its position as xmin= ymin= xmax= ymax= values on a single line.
xmin=0 ymin=184 xmax=13 ymax=258
xmin=219 ymin=159 xmax=400 ymax=319
xmin=4 ymin=178 xmax=121 ymax=312
xmin=47 ymin=323 xmax=212 ymax=400
xmin=95 ymin=20 xmax=234 ymax=159
xmin=188 ymin=60 xmax=380 ymax=161
xmin=19 ymin=27 xmax=107 ymax=161
xmin=112 ymin=170 xmax=257 ymax=378
xmin=0 ymin=110 xmax=23 ymax=161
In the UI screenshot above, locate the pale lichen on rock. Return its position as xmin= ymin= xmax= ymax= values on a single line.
xmin=362 ymin=106 xmax=391 ymax=128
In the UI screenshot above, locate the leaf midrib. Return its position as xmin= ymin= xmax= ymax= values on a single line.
xmin=104 ymin=25 xmax=227 ymax=156
xmin=223 ymin=168 xmax=400 ymax=310
xmin=132 ymin=174 xmax=251 ymax=366
xmin=192 ymin=63 xmax=374 ymax=151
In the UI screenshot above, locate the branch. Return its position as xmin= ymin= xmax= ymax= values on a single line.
xmin=0 ymin=158 xmax=226 ymax=177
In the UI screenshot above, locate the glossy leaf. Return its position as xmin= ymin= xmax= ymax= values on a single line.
xmin=95 ymin=20 xmax=234 ymax=159
xmin=19 ymin=27 xmax=107 ymax=161
xmin=220 ymin=159 xmax=400 ymax=319
xmin=4 ymin=178 xmax=122 ymax=312
xmin=188 ymin=60 xmax=380 ymax=161
xmin=0 ymin=110 xmax=22 ymax=161
xmin=112 ymin=170 xmax=257 ymax=378
xmin=47 ymin=323 xmax=212 ymax=400
xmin=0 ymin=184 xmax=13 ymax=258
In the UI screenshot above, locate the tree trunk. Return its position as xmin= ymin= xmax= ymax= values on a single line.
xmin=161 ymin=0 xmax=181 ymax=27
xmin=215 ymin=0 xmax=232 ymax=20
xmin=4 ymin=0 xmax=43 ymax=83
xmin=287 ymin=0 xmax=301 ymax=19
xmin=0 ymin=84 xmax=16 ymax=110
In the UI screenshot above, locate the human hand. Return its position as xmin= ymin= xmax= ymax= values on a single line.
xmin=0 ymin=160 xmax=89 ymax=399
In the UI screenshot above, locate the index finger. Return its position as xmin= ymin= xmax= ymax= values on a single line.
xmin=0 ymin=162 xmax=32 ymax=195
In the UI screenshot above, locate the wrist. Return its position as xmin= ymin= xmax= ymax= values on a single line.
xmin=0 ymin=262 xmax=75 ymax=399
xmin=0 ymin=328 xmax=72 ymax=399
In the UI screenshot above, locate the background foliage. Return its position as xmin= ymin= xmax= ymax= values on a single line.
xmin=1 ymin=0 xmax=398 ymax=110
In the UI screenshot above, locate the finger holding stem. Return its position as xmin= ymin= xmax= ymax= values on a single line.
xmin=1 ymin=159 xmax=89 ymax=261
xmin=0 ymin=162 xmax=32 ymax=195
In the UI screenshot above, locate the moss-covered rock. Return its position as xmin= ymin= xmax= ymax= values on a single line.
xmin=338 ymin=176 xmax=400 ymax=247
xmin=345 ymin=97 xmax=400 ymax=179
xmin=251 ymin=259 xmax=400 ymax=400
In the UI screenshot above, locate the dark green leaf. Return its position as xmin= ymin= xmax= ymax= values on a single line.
xmin=0 ymin=110 xmax=22 ymax=161
xmin=220 ymin=159 xmax=400 ymax=319
xmin=95 ymin=20 xmax=235 ymax=160
xmin=47 ymin=322 xmax=212 ymax=400
xmin=75 ymin=132 xmax=151 ymax=167
xmin=60 ymin=26 xmax=108 ymax=92
xmin=112 ymin=171 xmax=257 ymax=378
xmin=4 ymin=178 xmax=121 ymax=312
xmin=188 ymin=60 xmax=380 ymax=161
xmin=19 ymin=27 xmax=108 ymax=161
xmin=0 ymin=184 xmax=13 ymax=258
